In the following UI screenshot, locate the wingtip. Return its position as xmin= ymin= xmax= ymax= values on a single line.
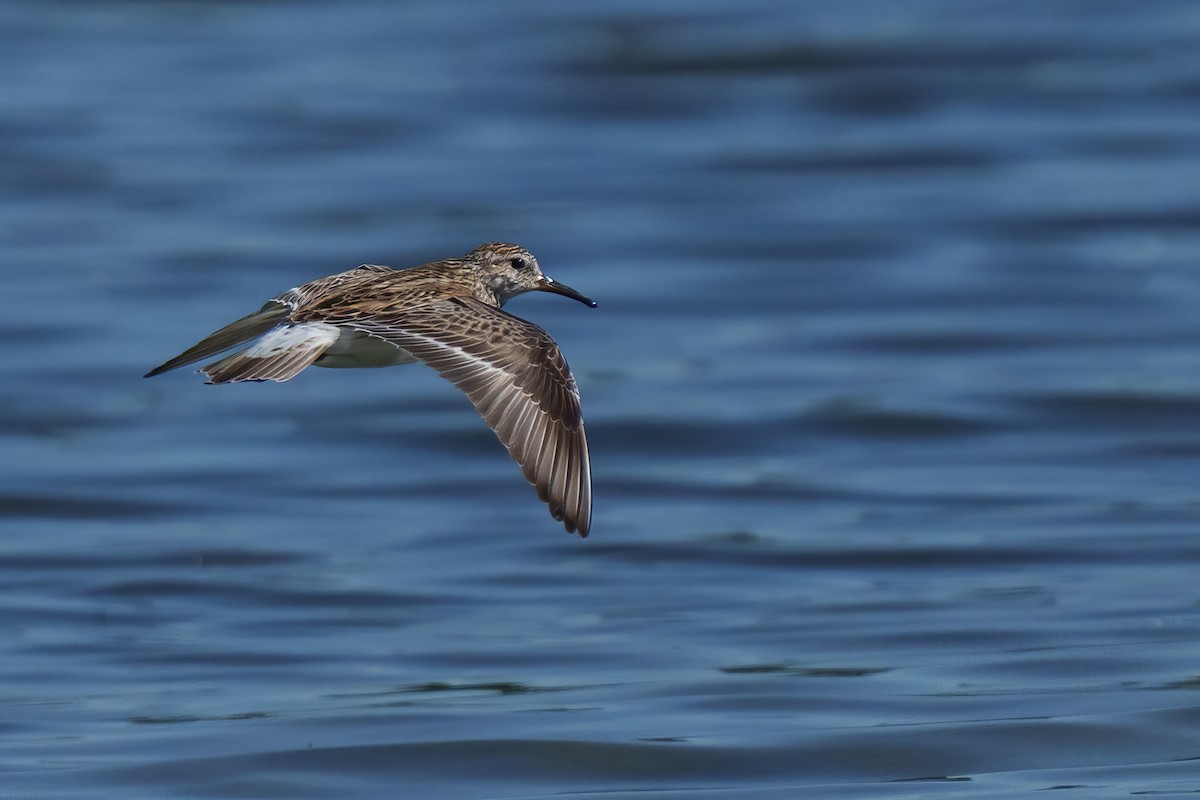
xmin=564 ymin=514 xmax=590 ymax=538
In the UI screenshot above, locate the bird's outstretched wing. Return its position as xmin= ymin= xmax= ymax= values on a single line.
xmin=144 ymin=301 xmax=292 ymax=378
xmin=315 ymin=297 xmax=592 ymax=536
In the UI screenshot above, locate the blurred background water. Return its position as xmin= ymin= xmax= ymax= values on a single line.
xmin=3 ymin=0 xmax=1200 ymax=797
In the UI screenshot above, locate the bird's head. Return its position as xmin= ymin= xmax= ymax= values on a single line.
xmin=469 ymin=242 xmax=597 ymax=309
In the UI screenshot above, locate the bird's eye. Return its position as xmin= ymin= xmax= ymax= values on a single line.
xmin=510 ymin=257 xmax=527 ymax=270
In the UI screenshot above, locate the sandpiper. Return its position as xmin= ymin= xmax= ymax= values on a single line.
xmin=145 ymin=243 xmax=596 ymax=536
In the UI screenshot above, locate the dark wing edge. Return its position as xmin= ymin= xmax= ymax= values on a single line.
xmin=329 ymin=299 xmax=592 ymax=536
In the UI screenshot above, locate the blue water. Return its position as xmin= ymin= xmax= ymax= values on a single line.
xmin=3 ymin=1 xmax=1200 ymax=797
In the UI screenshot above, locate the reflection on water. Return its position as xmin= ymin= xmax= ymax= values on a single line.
xmin=3 ymin=0 xmax=1200 ymax=797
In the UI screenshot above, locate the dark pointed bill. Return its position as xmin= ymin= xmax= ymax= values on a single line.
xmin=538 ymin=276 xmax=597 ymax=308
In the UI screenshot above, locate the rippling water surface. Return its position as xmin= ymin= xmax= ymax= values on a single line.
xmin=4 ymin=1 xmax=1200 ymax=797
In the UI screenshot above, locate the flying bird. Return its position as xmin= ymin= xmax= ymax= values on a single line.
xmin=146 ymin=242 xmax=595 ymax=536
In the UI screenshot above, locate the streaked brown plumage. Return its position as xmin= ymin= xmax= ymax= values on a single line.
xmin=145 ymin=243 xmax=596 ymax=537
